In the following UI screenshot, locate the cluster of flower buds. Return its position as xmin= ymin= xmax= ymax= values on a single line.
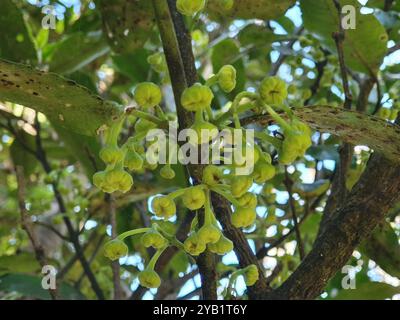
xmin=97 ymin=63 xmax=313 ymax=290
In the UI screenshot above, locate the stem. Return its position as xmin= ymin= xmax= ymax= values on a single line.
xmin=118 ymin=228 xmax=151 ymax=241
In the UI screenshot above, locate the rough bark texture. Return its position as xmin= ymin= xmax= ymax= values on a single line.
xmin=265 ymin=153 xmax=400 ymax=299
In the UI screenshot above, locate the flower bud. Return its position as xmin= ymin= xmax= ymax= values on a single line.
xmin=176 ymin=0 xmax=205 ymax=16
xmin=197 ymin=224 xmax=221 ymax=244
xmin=218 ymin=65 xmax=237 ymax=93
xmin=99 ymin=146 xmax=124 ymax=165
xmin=138 ymin=269 xmax=161 ymax=289
xmin=189 ymin=120 xmax=219 ymax=145
xmin=202 ymin=165 xmax=223 ymax=186
xmin=103 ymin=239 xmax=128 ymax=261
xmin=147 ymin=52 xmax=167 ymax=73
xmin=104 ymin=169 xmax=133 ymax=193
xmin=243 ymin=264 xmax=259 ymax=286
xmin=231 ymin=176 xmax=253 ymax=198
xmin=252 ymin=162 xmax=276 ymax=184
xmin=151 ymin=196 xmax=176 ymax=219
xmin=160 ymin=165 xmax=176 ymax=180
xmin=182 ymin=186 xmax=206 ymax=210
xmin=181 ymin=83 xmax=214 ymax=112
xmin=259 ymin=76 xmax=288 ymax=106
xmin=237 ymin=192 xmax=257 ymax=209
xmin=141 ymin=230 xmax=168 ymax=249
xmin=124 ymin=151 xmax=144 ymax=171
xmin=134 ymin=82 xmax=162 ymax=109
xmin=231 ymin=207 xmax=256 ymax=228
xmin=183 ymin=233 xmax=207 ymax=256
xmin=208 ymin=235 xmax=234 ymax=255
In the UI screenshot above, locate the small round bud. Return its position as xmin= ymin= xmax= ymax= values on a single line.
xmin=147 ymin=52 xmax=167 ymax=73
xmin=138 ymin=269 xmax=161 ymax=289
xmin=197 ymin=224 xmax=221 ymax=244
xmin=252 ymin=162 xmax=276 ymax=184
xmin=217 ymin=65 xmax=237 ymax=93
xmin=141 ymin=230 xmax=168 ymax=249
xmin=160 ymin=165 xmax=176 ymax=180
xmin=181 ymin=83 xmax=214 ymax=112
xmin=208 ymin=235 xmax=234 ymax=255
xmin=99 ymin=146 xmax=124 ymax=165
xmin=176 ymin=0 xmax=205 ymax=16
xmin=237 ymin=192 xmax=257 ymax=209
xmin=104 ymin=169 xmax=133 ymax=194
xmin=151 ymin=196 xmax=176 ymax=219
xmin=184 ymin=233 xmax=207 ymax=256
xmin=231 ymin=176 xmax=253 ymax=198
xmin=182 ymin=186 xmax=206 ymax=210
xmin=259 ymin=76 xmax=288 ymax=106
xmin=202 ymin=165 xmax=223 ymax=186
xmin=124 ymin=151 xmax=144 ymax=171
xmin=243 ymin=264 xmax=259 ymax=286
xmin=231 ymin=207 xmax=256 ymax=228
xmin=134 ymin=82 xmax=162 ymax=109
xmin=189 ymin=120 xmax=219 ymax=145
xmin=103 ymin=239 xmax=128 ymax=261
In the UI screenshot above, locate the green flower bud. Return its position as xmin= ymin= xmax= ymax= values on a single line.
xmin=135 ymin=118 xmax=158 ymax=133
xmin=189 ymin=120 xmax=219 ymax=145
xmin=252 ymin=162 xmax=276 ymax=184
xmin=208 ymin=235 xmax=234 ymax=255
xmin=197 ymin=224 xmax=222 ymax=244
xmin=231 ymin=176 xmax=253 ymax=198
xmin=243 ymin=264 xmax=259 ymax=286
xmin=202 ymin=165 xmax=223 ymax=186
xmin=103 ymin=239 xmax=128 ymax=261
xmin=183 ymin=233 xmax=206 ymax=256
xmin=124 ymin=151 xmax=144 ymax=171
xmin=237 ymin=192 xmax=257 ymax=209
xmin=231 ymin=207 xmax=256 ymax=228
xmin=218 ymin=65 xmax=237 ymax=93
xmin=287 ymin=84 xmax=297 ymax=95
xmin=176 ymin=0 xmax=205 ymax=16
xmin=104 ymin=169 xmax=133 ymax=194
xmin=182 ymin=186 xmax=206 ymax=210
xmin=93 ymin=171 xmax=115 ymax=193
xmin=181 ymin=83 xmax=214 ymax=112
xmin=147 ymin=52 xmax=167 ymax=73
xmin=151 ymin=196 xmax=176 ymax=219
xmin=379 ymin=107 xmax=391 ymax=120
xmin=160 ymin=165 xmax=176 ymax=180
xmin=138 ymin=269 xmax=161 ymax=289
xmin=99 ymin=146 xmax=124 ymax=165
xmin=279 ymin=121 xmax=312 ymax=165
xmin=259 ymin=77 xmax=288 ymax=106
xmin=141 ymin=230 xmax=168 ymax=249
xmin=134 ymin=82 xmax=162 ymax=109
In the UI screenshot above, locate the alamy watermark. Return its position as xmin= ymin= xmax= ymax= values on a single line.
xmin=41 ymin=265 xmax=57 ymax=290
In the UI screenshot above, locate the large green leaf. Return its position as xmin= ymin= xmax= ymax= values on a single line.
xmin=0 ymin=273 xmax=85 ymax=300
xmin=0 ymin=253 xmax=40 ymax=276
xmin=0 ymin=0 xmax=37 ymax=63
xmin=208 ymin=0 xmax=296 ymax=20
xmin=333 ymin=282 xmax=399 ymax=300
xmin=0 ymin=59 xmax=122 ymax=136
xmin=96 ymin=0 xmax=155 ymax=54
xmin=300 ymin=0 xmax=388 ymax=75
xmin=47 ymin=32 xmax=109 ymax=75
xmin=359 ymin=221 xmax=400 ymax=278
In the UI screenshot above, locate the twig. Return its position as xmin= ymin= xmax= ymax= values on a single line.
xmin=15 ymin=166 xmax=58 ymax=300
xmin=332 ymin=0 xmax=352 ymax=109
xmin=106 ymin=193 xmax=123 ymax=300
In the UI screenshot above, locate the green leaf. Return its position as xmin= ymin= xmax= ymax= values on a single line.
xmin=0 ymin=59 xmax=122 ymax=136
xmin=208 ymin=0 xmax=296 ymax=20
xmin=332 ymin=282 xmax=400 ymax=300
xmin=0 ymin=253 xmax=40 ymax=276
xmin=96 ymin=0 xmax=155 ymax=54
xmin=47 ymin=32 xmax=109 ymax=75
xmin=9 ymin=129 xmax=38 ymax=176
xmin=300 ymin=0 xmax=388 ymax=75
xmin=0 ymin=273 xmax=86 ymax=300
xmin=293 ymin=179 xmax=330 ymax=198
xmin=0 ymin=0 xmax=37 ymax=63
xmin=359 ymin=221 xmax=400 ymax=278
xmin=112 ymin=49 xmax=151 ymax=83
